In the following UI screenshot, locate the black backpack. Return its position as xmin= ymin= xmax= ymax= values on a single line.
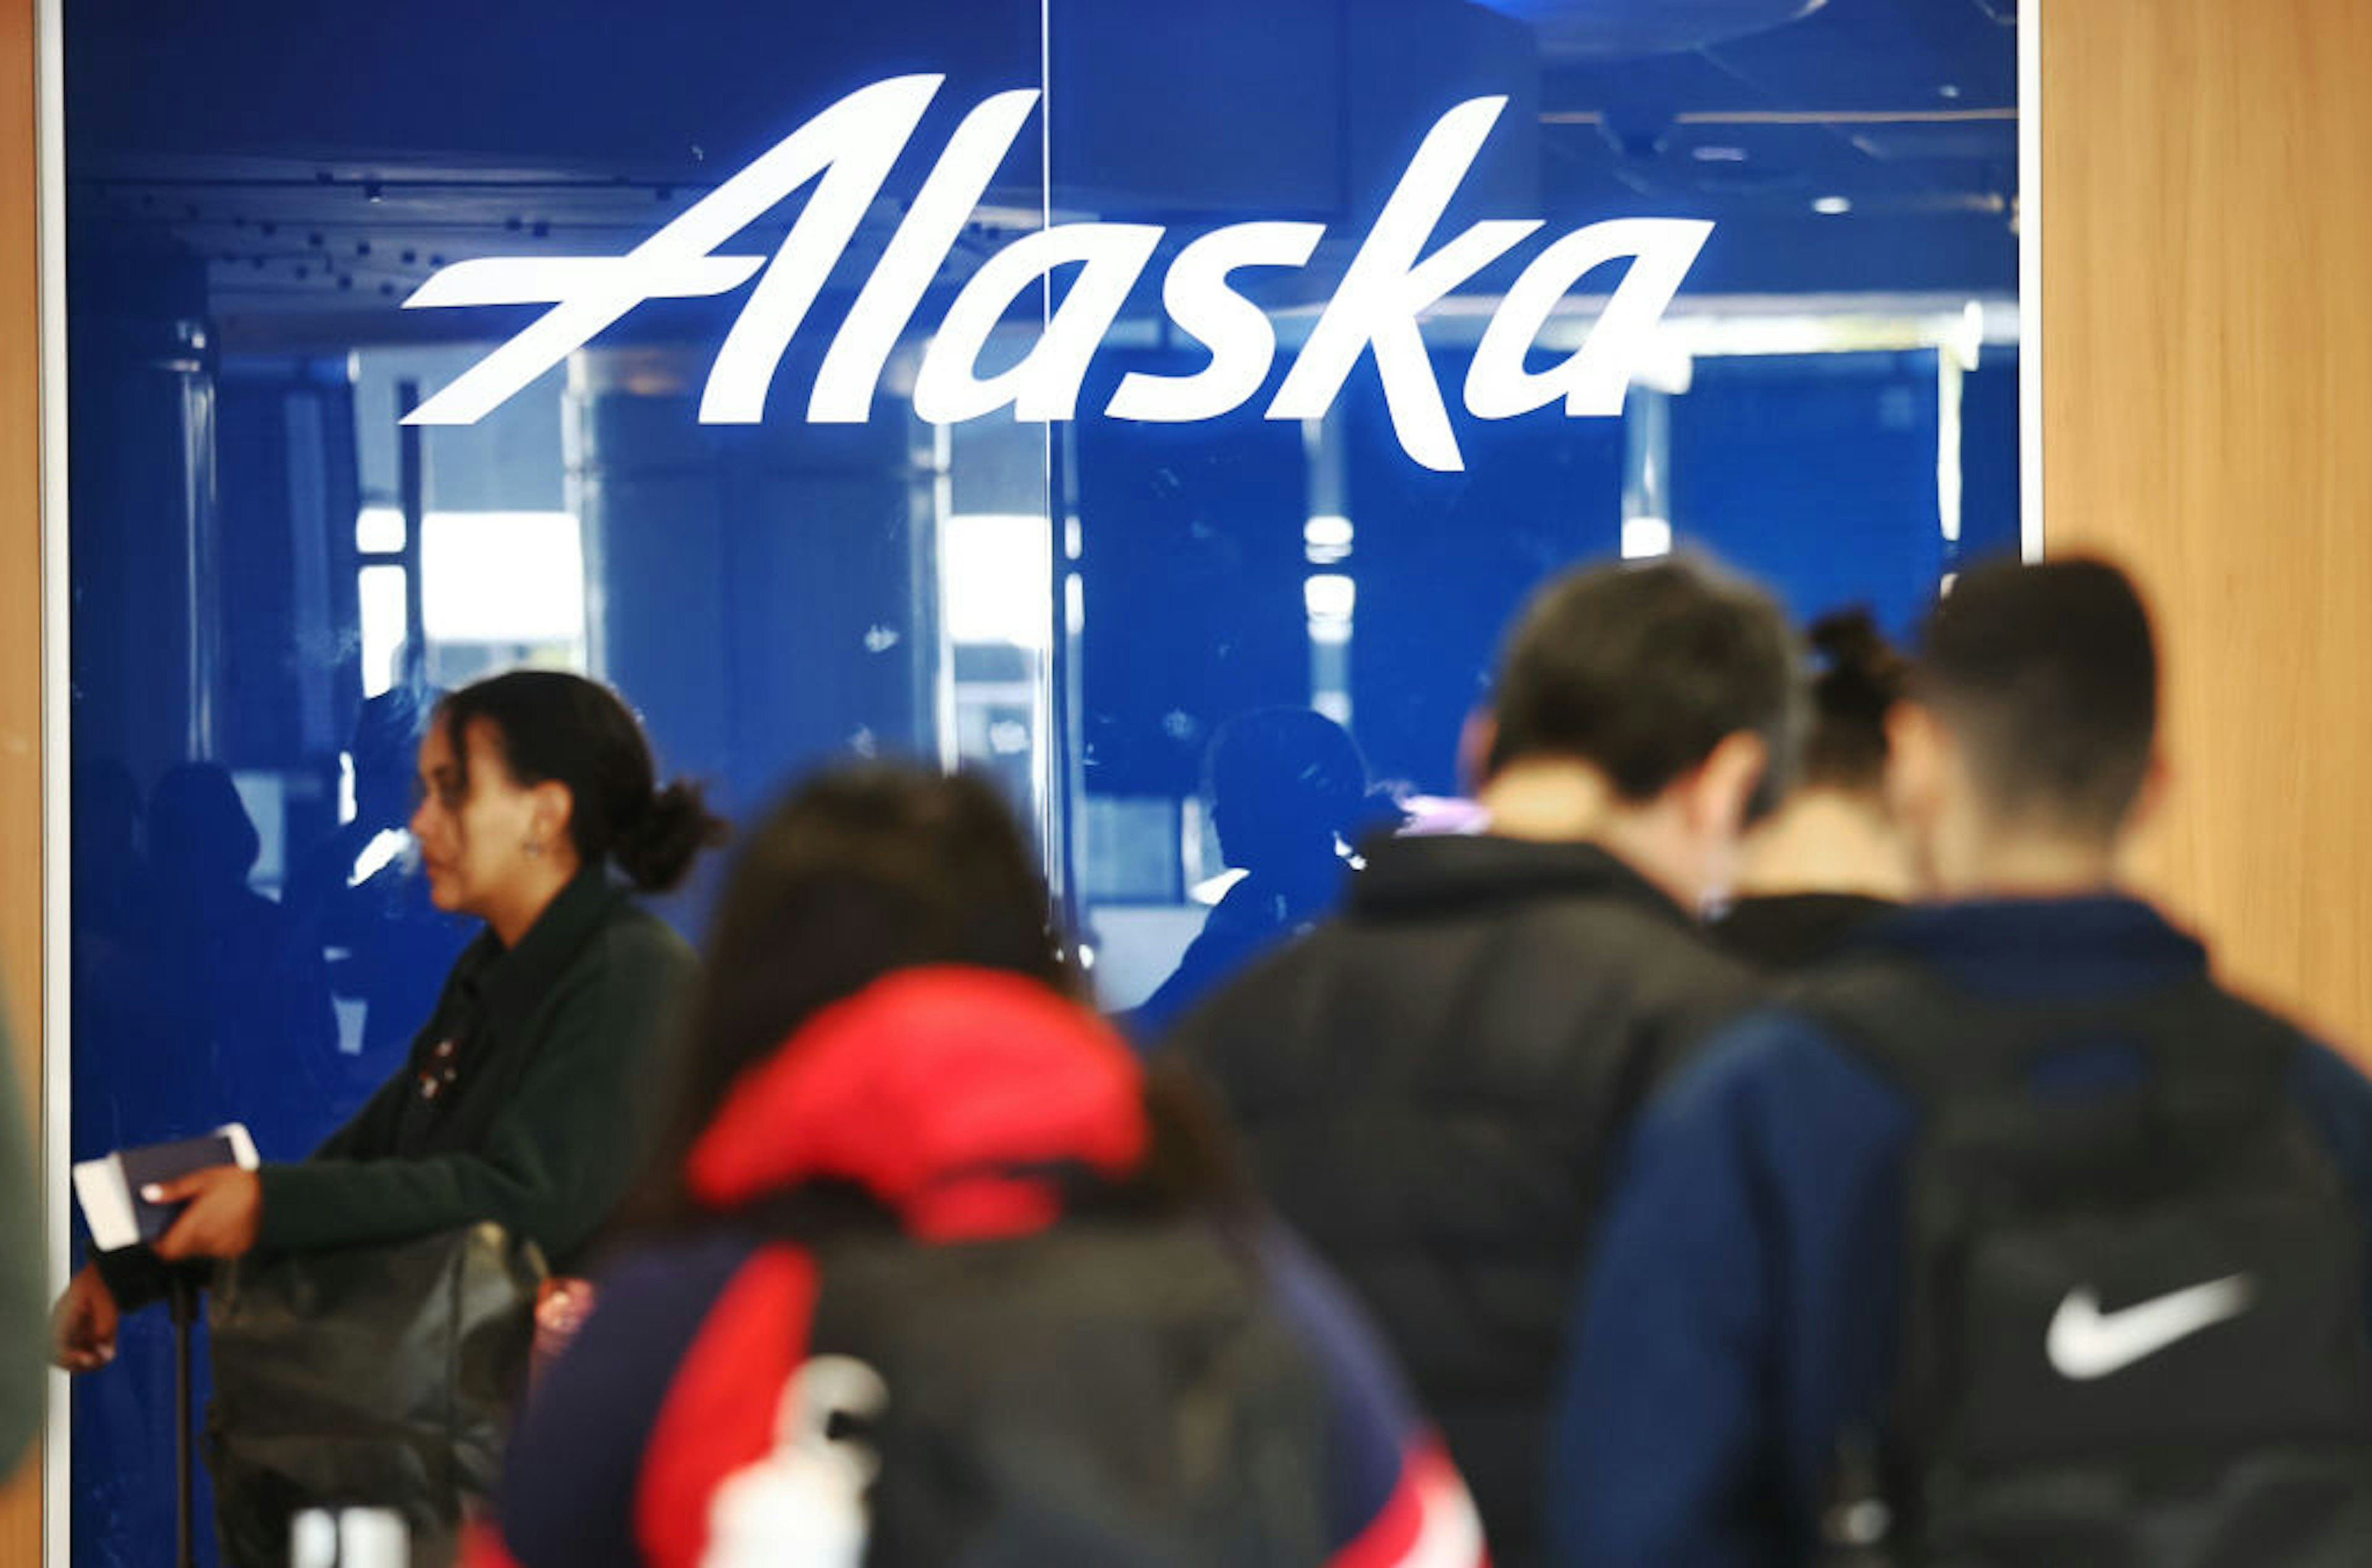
xmin=1797 ymin=960 xmax=2372 ymax=1568
xmin=207 ymin=1222 xmax=544 ymax=1568
xmin=765 ymin=1215 xmax=1335 ymax=1567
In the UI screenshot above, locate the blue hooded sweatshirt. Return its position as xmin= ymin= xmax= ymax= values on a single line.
xmin=1549 ymin=896 xmax=2372 ymax=1568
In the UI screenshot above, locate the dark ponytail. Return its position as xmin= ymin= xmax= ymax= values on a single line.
xmin=612 ymin=778 xmax=729 ymax=892
xmin=1801 ymin=609 xmax=1908 ymax=794
xmin=438 ymin=670 xmax=728 ymax=891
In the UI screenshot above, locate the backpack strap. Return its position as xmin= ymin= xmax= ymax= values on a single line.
xmin=1783 ymin=955 xmax=2303 ymax=1130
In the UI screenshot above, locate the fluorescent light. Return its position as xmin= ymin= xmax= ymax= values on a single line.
xmin=348 ymin=828 xmax=410 ymax=889
xmin=1813 ymin=196 xmax=1853 ymax=216
xmin=1191 ymin=868 xmax=1248 ymax=907
xmin=420 ymin=511 xmax=586 ymax=643
xmin=1621 ymin=516 xmax=1673 ymax=560
xmin=358 ymin=565 xmax=407 ymax=697
xmin=941 ymin=513 xmax=1053 ymax=649
xmin=356 ymin=505 xmax=405 ymax=554
xmin=1304 ymin=573 xmax=1357 ymax=620
xmin=1304 ymin=514 xmax=1354 ymax=550
xmin=1304 ymin=513 xmax=1355 ymax=564
xmin=1954 ymin=298 xmax=1986 ymax=372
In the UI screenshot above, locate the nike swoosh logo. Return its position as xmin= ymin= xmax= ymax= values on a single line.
xmin=2046 ymin=1275 xmax=2255 ymax=1380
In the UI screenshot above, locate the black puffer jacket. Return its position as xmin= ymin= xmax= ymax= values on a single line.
xmin=1166 ymin=834 xmax=1765 ymax=1568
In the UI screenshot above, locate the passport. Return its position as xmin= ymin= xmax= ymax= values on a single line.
xmin=72 ymin=1125 xmax=258 ymax=1252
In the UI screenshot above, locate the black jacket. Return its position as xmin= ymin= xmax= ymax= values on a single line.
xmin=1165 ymin=834 xmax=1764 ymax=1568
xmin=1712 ymin=890 xmax=1899 ymax=971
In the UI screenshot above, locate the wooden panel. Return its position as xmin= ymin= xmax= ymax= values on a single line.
xmin=0 ymin=0 xmax=39 ymax=1555
xmin=2042 ymin=0 xmax=2372 ymax=1050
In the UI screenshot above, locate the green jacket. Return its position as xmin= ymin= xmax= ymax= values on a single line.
xmin=101 ymin=870 xmax=696 ymax=1307
xmin=256 ymin=868 xmax=697 ymax=1272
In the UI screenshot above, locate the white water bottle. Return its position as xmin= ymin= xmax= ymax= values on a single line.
xmin=290 ymin=1507 xmax=408 ymax=1568
xmin=701 ymin=1356 xmax=888 ymax=1568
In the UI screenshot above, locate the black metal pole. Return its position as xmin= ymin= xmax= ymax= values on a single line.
xmin=171 ymin=1273 xmax=196 ymax=1568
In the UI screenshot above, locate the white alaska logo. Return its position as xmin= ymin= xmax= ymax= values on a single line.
xmin=400 ymin=74 xmax=1711 ymax=472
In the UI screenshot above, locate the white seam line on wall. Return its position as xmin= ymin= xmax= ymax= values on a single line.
xmin=36 ymin=0 xmax=75 ymax=1556
xmin=2019 ymin=0 xmax=2044 ymax=560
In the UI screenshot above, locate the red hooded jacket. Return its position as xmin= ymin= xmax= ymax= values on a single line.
xmin=470 ymin=967 xmax=1484 ymax=1568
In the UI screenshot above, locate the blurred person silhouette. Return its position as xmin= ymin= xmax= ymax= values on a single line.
xmin=70 ymin=757 xmax=148 ymax=1157
xmin=54 ymin=671 xmax=726 ymax=1557
xmin=64 ymin=759 xmax=173 ymax=1568
xmin=1133 ymin=706 xmax=1402 ymax=1035
xmin=1556 ymin=558 xmax=2372 ymax=1567
xmin=59 ymin=761 xmax=339 ymax=1568
xmin=1164 ymin=556 xmax=1802 ymax=1568
xmin=138 ymin=761 xmax=339 ymax=1151
xmin=72 ymin=757 xmax=144 ymax=953
xmin=0 ymin=1007 xmax=44 ymax=1480
xmin=468 ymin=764 xmax=1484 ymax=1568
xmin=285 ymin=686 xmax=473 ymax=1117
xmin=1714 ymin=608 xmax=1916 ymax=968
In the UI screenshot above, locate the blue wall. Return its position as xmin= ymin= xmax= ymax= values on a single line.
xmin=60 ymin=2 xmax=2019 ymax=1558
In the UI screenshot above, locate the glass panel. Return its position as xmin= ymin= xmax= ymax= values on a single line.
xmin=61 ymin=1 xmax=2017 ymax=1559
xmin=63 ymin=7 xmax=1049 ymax=1562
xmin=1047 ymin=1 xmax=2021 ymax=1028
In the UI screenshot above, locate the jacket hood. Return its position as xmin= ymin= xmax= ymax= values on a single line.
xmin=684 ymin=966 xmax=1148 ymax=1240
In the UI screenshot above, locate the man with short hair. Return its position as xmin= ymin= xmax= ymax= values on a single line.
xmin=1166 ymin=555 xmax=1802 ymax=1568
xmin=1553 ymin=557 xmax=2372 ymax=1567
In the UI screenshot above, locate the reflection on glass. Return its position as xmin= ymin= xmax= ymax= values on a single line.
xmin=419 ymin=511 xmax=588 ymax=682
xmin=62 ymin=0 xmax=2017 ymax=1558
xmin=356 ymin=566 xmax=407 ymax=700
xmin=353 ymin=506 xmax=405 ymax=555
xmin=943 ymin=510 xmax=1054 ymax=820
xmin=1125 ymin=707 xmax=1403 ymax=1037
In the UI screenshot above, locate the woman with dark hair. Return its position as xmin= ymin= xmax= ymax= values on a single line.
xmin=472 ymin=763 xmax=1481 ymax=1568
xmin=1714 ymin=608 xmax=1916 ymax=968
xmin=55 ymin=669 xmax=725 ymax=1366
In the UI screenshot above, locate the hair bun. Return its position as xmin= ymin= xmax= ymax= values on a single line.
xmin=613 ymin=779 xmax=730 ymax=892
xmin=1809 ymin=608 xmax=1885 ymax=671
xmin=1795 ymin=607 xmax=1907 ymax=793
xmin=1807 ymin=608 xmax=1906 ymax=720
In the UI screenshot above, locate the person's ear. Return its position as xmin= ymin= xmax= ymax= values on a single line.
xmin=526 ymin=779 xmax=574 ymax=857
xmin=2125 ymin=745 xmax=2172 ymax=839
xmin=1458 ymin=708 xmax=1498 ymax=798
xmin=1689 ymin=731 xmax=1769 ymax=844
xmin=1885 ymin=702 xmax=1944 ymax=829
